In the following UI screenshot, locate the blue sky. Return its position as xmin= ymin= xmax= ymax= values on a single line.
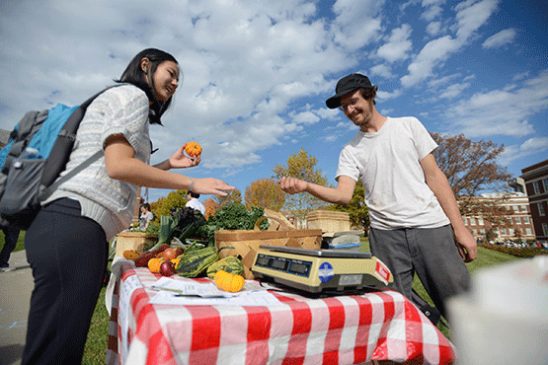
xmin=1 ymin=0 xmax=546 ymax=203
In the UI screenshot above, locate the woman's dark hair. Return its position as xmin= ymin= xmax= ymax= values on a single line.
xmin=188 ymin=191 xmax=200 ymax=199
xmin=141 ymin=203 xmax=151 ymax=211
xmin=359 ymin=86 xmax=378 ymax=105
xmin=116 ymin=48 xmax=179 ymax=124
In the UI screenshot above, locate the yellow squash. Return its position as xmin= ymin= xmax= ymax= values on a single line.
xmin=214 ymin=270 xmax=245 ymax=292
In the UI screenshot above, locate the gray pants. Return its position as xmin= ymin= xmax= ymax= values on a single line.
xmin=369 ymin=225 xmax=470 ymax=318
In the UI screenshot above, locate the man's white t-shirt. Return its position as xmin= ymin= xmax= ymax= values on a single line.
xmin=336 ymin=117 xmax=450 ymax=230
xmin=185 ymin=198 xmax=206 ymax=216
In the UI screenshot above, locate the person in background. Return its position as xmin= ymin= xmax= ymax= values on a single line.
xmin=139 ymin=202 xmax=154 ymax=230
xmin=280 ymin=73 xmax=476 ymax=319
xmin=0 ymin=225 xmax=21 ymax=272
xmin=22 ymin=48 xmax=233 ymax=365
xmin=185 ymin=190 xmax=206 ymax=216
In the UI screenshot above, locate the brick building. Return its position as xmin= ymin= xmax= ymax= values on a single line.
xmin=521 ymin=159 xmax=548 ymax=242
xmin=461 ymin=192 xmax=536 ymax=242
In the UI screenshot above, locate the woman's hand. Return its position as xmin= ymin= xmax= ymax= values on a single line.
xmin=168 ymin=145 xmax=201 ymax=169
xmin=189 ymin=178 xmax=235 ymax=197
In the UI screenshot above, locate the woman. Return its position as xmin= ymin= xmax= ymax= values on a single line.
xmin=139 ymin=202 xmax=154 ymax=230
xmin=22 ymin=48 xmax=233 ymax=364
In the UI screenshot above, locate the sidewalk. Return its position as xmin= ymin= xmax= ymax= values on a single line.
xmin=0 ymin=250 xmax=32 ymax=365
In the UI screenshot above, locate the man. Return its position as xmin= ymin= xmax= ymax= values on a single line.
xmin=280 ymin=73 xmax=476 ymax=318
xmin=185 ymin=191 xmax=206 ymax=216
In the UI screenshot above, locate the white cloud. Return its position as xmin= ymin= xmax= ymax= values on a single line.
xmin=370 ymin=64 xmax=393 ymax=78
xmin=499 ymin=137 xmax=548 ymax=166
xmin=455 ymin=0 xmax=500 ymax=41
xmin=439 ymin=82 xmax=471 ymax=99
xmin=421 ymin=4 xmax=443 ymax=22
xmin=400 ymin=0 xmax=499 ymax=88
xmin=426 ymin=21 xmax=442 ymax=36
xmin=331 ymin=0 xmax=384 ymax=50
xmin=482 ymin=28 xmax=517 ymax=49
xmin=377 ymin=88 xmax=402 ymax=101
xmin=0 ymin=0 xmax=352 ymax=171
xmin=291 ymin=111 xmax=320 ymax=125
xmin=401 ymin=36 xmax=460 ymax=87
xmin=376 ymin=24 xmax=413 ymax=63
xmin=445 ymin=71 xmax=548 ymax=137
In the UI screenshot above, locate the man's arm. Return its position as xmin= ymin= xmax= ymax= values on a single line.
xmin=420 ymin=154 xmax=477 ymax=262
xmin=280 ymin=175 xmax=356 ymax=205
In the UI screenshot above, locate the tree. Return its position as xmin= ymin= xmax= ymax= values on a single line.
xmin=203 ymin=198 xmax=219 ymax=220
xmin=245 ymin=178 xmax=285 ymax=211
xmin=326 ymin=179 xmax=369 ymax=234
xmin=274 ymin=148 xmax=328 ymax=223
xmin=432 ymin=133 xmax=512 ymax=227
xmin=150 ymin=189 xmax=188 ymax=221
xmin=215 ymin=188 xmax=242 ymax=208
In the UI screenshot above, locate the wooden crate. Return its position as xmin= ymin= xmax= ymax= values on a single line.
xmin=215 ymin=228 xmax=322 ymax=279
xmin=306 ymin=210 xmax=351 ymax=233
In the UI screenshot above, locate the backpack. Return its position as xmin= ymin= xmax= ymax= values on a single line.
xmin=0 ymin=86 xmax=120 ymax=229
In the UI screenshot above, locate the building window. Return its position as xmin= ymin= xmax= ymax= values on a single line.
xmin=501 ymin=228 xmax=507 ymax=235
xmin=539 ymin=202 xmax=546 ymax=217
xmin=478 ymin=217 xmax=484 ymax=225
xmin=514 ymin=216 xmax=522 ymax=225
xmin=543 ymin=223 xmax=548 ymax=237
xmin=470 ymin=217 xmax=476 ymax=225
xmin=543 ymin=178 xmax=548 ymax=193
xmin=524 ymin=216 xmax=530 ymax=224
xmin=480 ymin=229 xmax=485 ymax=234
xmin=533 ymin=181 xmax=540 ymax=195
xmin=525 ymin=228 xmax=532 ymax=235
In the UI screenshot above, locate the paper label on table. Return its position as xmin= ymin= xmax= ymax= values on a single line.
xmin=319 ymin=261 xmax=334 ymax=283
xmin=150 ymin=289 xmax=286 ymax=306
xmin=150 ymin=276 xmax=268 ymax=298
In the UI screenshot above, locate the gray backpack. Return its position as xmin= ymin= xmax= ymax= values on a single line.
xmin=0 ymin=86 xmax=119 ymax=229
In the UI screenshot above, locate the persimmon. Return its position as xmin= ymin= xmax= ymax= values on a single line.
xmin=184 ymin=141 xmax=202 ymax=157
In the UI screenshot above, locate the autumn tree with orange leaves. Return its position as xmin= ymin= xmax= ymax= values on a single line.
xmin=245 ymin=178 xmax=285 ymax=211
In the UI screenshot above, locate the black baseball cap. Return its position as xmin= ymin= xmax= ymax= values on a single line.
xmin=325 ymin=73 xmax=374 ymax=109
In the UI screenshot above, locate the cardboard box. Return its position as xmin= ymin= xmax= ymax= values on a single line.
xmin=215 ymin=228 xmax=322 ymax=279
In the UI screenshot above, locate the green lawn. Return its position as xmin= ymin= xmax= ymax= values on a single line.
xmin=1 ymin=233 xmax=521 ymax=364
xmin=360 ymin=238 xmax=520 ymax=337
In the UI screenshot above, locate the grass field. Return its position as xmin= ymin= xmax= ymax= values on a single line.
xmin=0 ymin=233 xmax=522 ymax=364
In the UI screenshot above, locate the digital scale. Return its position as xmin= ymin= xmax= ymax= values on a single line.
xmin=251 ymin=245 xmax=393 ymax=294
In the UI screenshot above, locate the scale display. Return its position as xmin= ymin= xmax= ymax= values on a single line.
xmin=251 ymin=245 xmax=393 ymax=294
xmin=255 ymin=253 xmax=312 ymax=277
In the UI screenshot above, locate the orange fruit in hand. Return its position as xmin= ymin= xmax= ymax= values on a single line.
xmin=184 ymin=141 xmax=202 ymax=157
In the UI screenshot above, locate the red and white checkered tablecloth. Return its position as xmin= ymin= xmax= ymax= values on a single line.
xmin=106 ymin=263 xmax=455 ymax=365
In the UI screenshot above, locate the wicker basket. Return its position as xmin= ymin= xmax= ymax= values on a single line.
xmin=114 ymin=231 xmax=157 ymax=257
xmin=306 ymin=210 xmax=351 ymax=233
xmin=215 ymin=216 xmax=322 ymax=279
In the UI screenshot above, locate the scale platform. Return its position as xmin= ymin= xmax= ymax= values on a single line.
xmin=251 ymin=245 xmax=393 ymax=294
